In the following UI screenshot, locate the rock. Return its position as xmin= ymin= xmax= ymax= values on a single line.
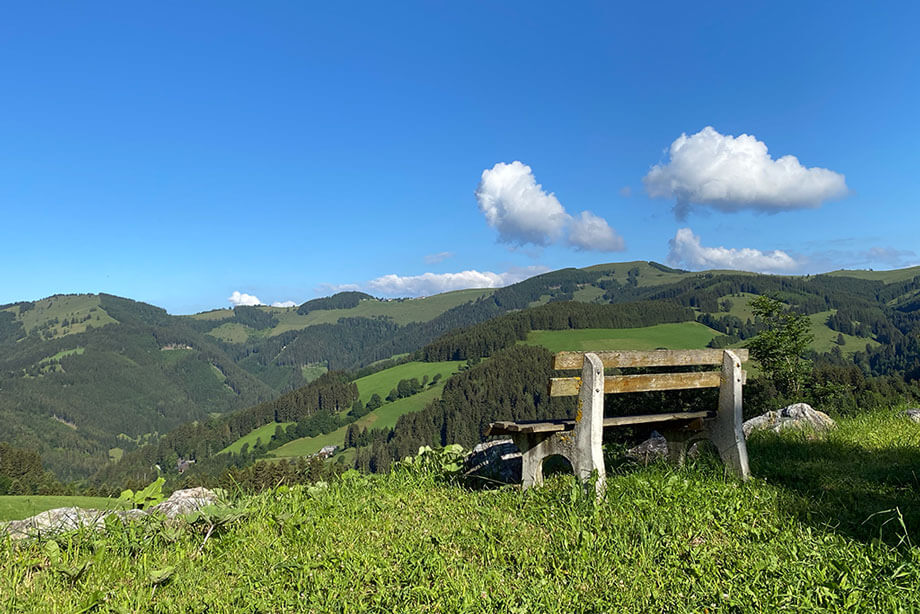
xmin=626 ymin=430 xmax=669 ymax=464
xmin=0 ymin=487 xmax=219 ymax=541
xmin=903 ymin=409 xmax=920 ymax=424
xmin=743 ymin=403 xmax=836 ymax=437
xmin=150 ymin=487 xmax=219 ymax=518
xmin=464 ymin=439 xmax=521 ymax=485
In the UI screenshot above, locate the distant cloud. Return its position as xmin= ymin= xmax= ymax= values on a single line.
xmin=228 ymin=291 xmax=263 ymax=307
xmin=424 ymin=251 xmax=454 ymax=264
xmin=619 ymin=186 xmax=632 ymax=198
xmin=567 ymin=211 xmax=625 ymax=252
xmin=366 ymin=266 xmax=549 ymax=297
xmin=475 ymin=161 xmax=624 ymax=252
xmin=804 ymin=245 xmax=919 ymax=271
xmin=271 ymin=300 xmax=297 ymax=308
xmin=863 ymin=247 xmax=918 ymax=267
xmin=667 ymin=228 xmax=800 ymax=273
xmin=644 ymin=127 xmax=848 ymax=219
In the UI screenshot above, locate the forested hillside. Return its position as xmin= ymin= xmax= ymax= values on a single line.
xmin=4 ymin=262 xmax=920 ymax=486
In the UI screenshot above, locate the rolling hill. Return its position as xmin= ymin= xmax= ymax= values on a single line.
xmin=3 ymin=261 xmax=920 ymax=483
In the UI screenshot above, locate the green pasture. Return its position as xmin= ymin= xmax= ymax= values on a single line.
xmin=6 ymin=294 xmax=117 ymax=340
xmin=301 ymin=363 xmax=328 ymax=383
xmin=219 ymin=421 xmax=296 ymax=456
xmin=0 ymin=496 xmax=127 ymax=522
xmin=271 ymin=383 xmax=448 ymax=459
xmin=523 ymin=322 xmax=722 ymax=353
xmin=205 ymin=322 xmax=255 ymax=343
xmin=825 ymin=265 xmax=920 ymax=283
xmin=267 ymin=289 xmax=493 ymax=335
xmin=353 ymin=360 xmax=463 ymax=404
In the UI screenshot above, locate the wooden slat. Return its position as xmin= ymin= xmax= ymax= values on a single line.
xmin=486 ymin=411 xmax=716 ymax=435
xmin=553 ymin=349 xmax=749 ymax=370
xmin=487 ymin=420 xmax=569 ymax=435
xmin=602 ymin=410 xmax=713 ymax=427
xmin=550 ymin=371 xmax=746 ymax=396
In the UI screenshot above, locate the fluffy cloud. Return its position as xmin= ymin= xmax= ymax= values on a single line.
xmin=271 ymin=300 xmax=297 ymax=308
xmin=366 ymin=266 xmax=549 ymax=297
xmin=228 ymin=291 xmax=263 ymax=307
xmin=476 ymin=161 xmax=624 ymax=252
xmin=644 ymin=127 xmax=848 ymax=218
xmin=424 ymin=251 xmax=454 ymax=264
xmin=567 ymin=211 xmax=625 ymax=252
xmin=667 ymin=228 xmax=800 ymax=273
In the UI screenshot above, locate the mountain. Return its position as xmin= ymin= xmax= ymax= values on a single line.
xmin=3 ymin=261 xmax=920 ymax=482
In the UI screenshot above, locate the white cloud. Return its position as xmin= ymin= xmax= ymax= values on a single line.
xmin=228 ymin=291 xmax=263 ymax=307
xmin=644 ymin=126 xmax=848 ymax=218
xmin=476 ymin=161 xmax=570 ymax=246
xmin=366 ymin=266 xmax=549 ymax=297
xmin=424 ymin=251 xmax=454 ymax=264
xmin=271 ymin=300 xmax=297 ymax=308
xmin=619 ymin=186 xmax=632 ymax=198
xmin=475 ymin=161 xmax=624 ymax=251
xmin=667 ymin=228 xmax=800 ymax=273
xmin=567 ymin=211 xmax=625 ymax=252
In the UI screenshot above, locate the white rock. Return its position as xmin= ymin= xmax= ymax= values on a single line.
xmin=743 ymin=403 xmax=836 ymax=437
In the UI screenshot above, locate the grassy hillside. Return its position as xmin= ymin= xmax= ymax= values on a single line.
xmin=218 ymin=421 xmax=295 ymax=455
xmin=0 ymin=496 xmax=126 ymax=522
xmin=523 ymin=322 xmax=722 ymax=353
xmin=353 ymin=360 xmax=464 ymax=404
xmin=270 ymin=384 xmax=448 ymax=459
xmin=4 ymin=409 xmax=918 ymax=612
xmin=825 ymin=265 xmax=920 ymax=283
xmin=189 ymin=289 xmax=494 ymax=337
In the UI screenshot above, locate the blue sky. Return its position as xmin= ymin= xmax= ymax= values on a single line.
xmin=1 ymin=2 xmax=918 ymax=313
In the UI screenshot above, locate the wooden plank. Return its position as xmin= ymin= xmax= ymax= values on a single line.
xmin=602 ymin=410 xmax=713 ymax=427
xmin=550 ymin=371 xmax=747 ymax=396
xmin=486 ymin=420 xmax=569 ymax=435
xmin=553 ymin=349 xmax=749 ymax=370
xmin=487 ymin=411 xmax=715 ymax=435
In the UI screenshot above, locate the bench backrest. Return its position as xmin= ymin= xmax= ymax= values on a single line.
xmin=549 ymin=349 xmax=749 ymax=397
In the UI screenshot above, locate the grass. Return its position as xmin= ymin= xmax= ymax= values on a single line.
xmin=7 ymin=294 xmax=118 ymax=340
xmin=301 ymin=363 xmax=327 ymax=383
xmin=205 ymin=322 xmax=254 ymax=343
xmin=267 ymin=289 xmax=493 ymax=335
xmin=0 ymin=496 xmax=126 ymax=522
xmin=4 ymin=408 xmax=920 ymax=611
xmin=825 ymin=265 xmax=920 ymax=283
xmin=524 ymin=322 xmax=722 ymax=353
xmin=808 ymin=310 xmax=880 ymax=354
xmin=353 ymin=360 xmax=463 ymax=404
xmin=271 ymin=384 xmax=449 ymax=458
xmin=219 ymin=422 xmax=295 ymax=455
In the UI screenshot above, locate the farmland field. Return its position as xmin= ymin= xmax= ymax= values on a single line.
xmin=523 ymin=322 xmax=722 ymax=353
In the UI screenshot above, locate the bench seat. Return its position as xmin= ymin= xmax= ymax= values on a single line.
xmin=487 ymin=410 xmax=714 ymax=434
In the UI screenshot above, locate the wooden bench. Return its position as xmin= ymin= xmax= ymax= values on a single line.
xmin=486 ymin=349 xmax=751 ymax=494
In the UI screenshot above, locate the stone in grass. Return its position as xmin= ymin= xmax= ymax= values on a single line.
xmin=464 ymin=439 xmax=521 ymax=486
xmin=742 ymin=403 xmax=836 ymax=438
xmin=626 ymin=430 xmax=669 ymax=464
xmin=0 ymin=487 xmax=219 ymax=541
xmin=903 ymin=408 xmax=920 ymax=424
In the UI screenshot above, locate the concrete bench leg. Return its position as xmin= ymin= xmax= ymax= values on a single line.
xmin=707 ymin=349 xmax=751 ymax=480
xmin=511 ymin=352 xmax=607 ymax=495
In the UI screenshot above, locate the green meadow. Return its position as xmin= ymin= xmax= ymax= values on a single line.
xmin=0 ymin=496 xmax=126 ymax=522
xmin=271 ymin=384 xmax=448 ymax=459
xmin=523 ymin=322 xmax=722 ymax=353
xmin=3 ymin=408 xmax=919 ymax=612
